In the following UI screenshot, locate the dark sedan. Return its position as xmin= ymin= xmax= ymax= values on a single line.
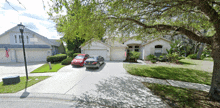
xmin=84 ymin=55 xmax=104 ymax=69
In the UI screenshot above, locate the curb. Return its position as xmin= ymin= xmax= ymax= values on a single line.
xmin=0 ymin=92 xmax=77 ymax=102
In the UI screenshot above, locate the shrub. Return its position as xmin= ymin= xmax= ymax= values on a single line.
xmin=146 ymin=54 xmax=156 ymax=61
xmin=54 ymin=54 xmax=67 ymax=57
xmin=73 ymin=53 xmax=81 ymax=58
xmin=187 ymin=54 xmax=197 ymax=59
xmin=157 ymin=55 xmax=167 ymax=62
xmin=61 ymin=57 xmax=73 ymax=65
xmin=178 ymin=56 xmax=185 ymax=60
xmin=47 ymin=54 xmax=67 ymax=63
xmin=166 ymin=52 xmax=179 ymax=63
xmin=67 ymin=51 xmax=74 ymax=57
xmin=129 ymin=51 xmax=140 ymax=61
xmin=151 ymin=60 xmax=157 ymax=63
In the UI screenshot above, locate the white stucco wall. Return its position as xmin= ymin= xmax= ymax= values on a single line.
xmin=143 ymin=39 xmax=171 ymax=60
xmin=0 ymin=33 xmax=10 ymax=44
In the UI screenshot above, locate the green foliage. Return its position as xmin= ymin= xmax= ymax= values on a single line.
xmin=187 ymin=54 xmax=197 ymax=59
xmin=61 ymin=57 xmax=73 ymax=65
xmin=166 ymin=52 xmax=179 ymax=63
xmin=47 ymin=55 xmax=67 ymax=63
xmin=157 ymin=55 xmax=167 ymax=62
xmin=73 ymin=53 xmax=81 ymax=58
xmin=150 ymin=60 xmax=157 ymax=63
xmin=67 ymin=51 xmax=74 ymax=57
xmin=54 ymin=54 xmax=66 ymax=56
xmin=129 ymin=51 xmax=141 ymax=60
xmin=146 ymin=54 xmax=156 ymax=61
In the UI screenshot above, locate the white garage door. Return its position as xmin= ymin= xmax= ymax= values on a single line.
xmin=16 ymin=50 xmax=48 ymax=62
xmin=111 ymin=48 xmax=126 ymax=61
xmin=85 ymin=49 xmax=107 ymax=59
xmin=0 ymin=50 xmax=11 ymax=63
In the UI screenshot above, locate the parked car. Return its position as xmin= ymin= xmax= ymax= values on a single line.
xmin=71 ymin=54 xmax=89 ymax=67
xmin=84 ymin=55 xmax=104 ymax=69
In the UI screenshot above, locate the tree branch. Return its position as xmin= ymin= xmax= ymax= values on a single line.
xmin=108 ymin=17 xmax=212 ymax=44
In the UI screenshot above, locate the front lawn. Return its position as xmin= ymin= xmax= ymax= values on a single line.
xmin=143 ymin=82 xmax=220 ymax=108
xmin=0 ymin=76 xmax=50 ymax=93
xmin=31 ymin=63 xmax=65 ymax=73
xmin=124 ymin=64 xmax=212 ymax=85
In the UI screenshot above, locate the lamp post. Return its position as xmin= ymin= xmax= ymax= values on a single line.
xmin=18 ymin=23 xmax=28 ymax=80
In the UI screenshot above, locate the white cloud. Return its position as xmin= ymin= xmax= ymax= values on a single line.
xmin=0 ymin=0 xmax=61 ymax=39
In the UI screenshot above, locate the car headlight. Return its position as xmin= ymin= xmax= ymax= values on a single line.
xmin=80 ymin=61 xmax=83 ymax=63
xmin=71 ymin=60 xmax=74 ymax=62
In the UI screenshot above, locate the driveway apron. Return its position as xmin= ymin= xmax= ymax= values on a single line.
xmin=17 ymin=62 xmax=169 ymax=107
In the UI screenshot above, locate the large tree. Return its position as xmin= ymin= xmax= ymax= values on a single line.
xmin=48 ymin=0 xmax=220 ymax=100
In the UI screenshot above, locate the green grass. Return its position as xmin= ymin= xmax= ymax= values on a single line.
xmin=0 ymin=76 xmax=50 ymax=93
xmin=31 ymin=63 xmax=65 ymax=73
xmin=54 ymin=54 xmax=67 ymax=56
xmin=124 ymin=64 xmax=212 ymax=85
xmin=143 ymin=83 xmax=220 ymax=108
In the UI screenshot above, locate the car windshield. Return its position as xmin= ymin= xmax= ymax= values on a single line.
xmin=75 ymin=55 xmax=84 ymax=59
xmin=88 ymin=56 xmax=97 ymax=60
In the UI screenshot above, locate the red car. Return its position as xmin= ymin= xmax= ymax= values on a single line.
xmin=71 ymin=54 xmax=89 ymax=66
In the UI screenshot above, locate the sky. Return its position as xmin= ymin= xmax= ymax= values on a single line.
xmin=0 ymin=0 xmax=62 ymax=40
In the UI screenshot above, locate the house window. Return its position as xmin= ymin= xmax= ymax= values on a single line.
xmin=19 ymin=35 xmax=22 ymax=43
xmin=128 ymin=46 xmax=132 ymax=48
xmin=134 ymin=45 xmax=139 ymax=52
xmin=135 ymin=49 xmax=139 ymax=52
xmin=155 ymin=45 xmax=163 ymax=57
xmin=15 ymin=35 xmax=17 ymax=43
xmin=26 ymin=36 xmax=29 ymax=43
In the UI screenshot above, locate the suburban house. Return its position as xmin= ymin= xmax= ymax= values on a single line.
xmin=0 ymin=24 xmax=65 ymax=63
xmin=80 ymin=37 xmax=171 ymax=61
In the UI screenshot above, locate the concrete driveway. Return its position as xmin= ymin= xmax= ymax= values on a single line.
xmin=0 ymin=62 xmax=46 ymax=82
xmin=17 ymin=61 xmax=168 ymax=107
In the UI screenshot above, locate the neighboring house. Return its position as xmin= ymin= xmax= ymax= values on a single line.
xmin=80 ymin=37 xmax=171 ymax=61
xmin=0 ymin=24 xmax=65 ymax=63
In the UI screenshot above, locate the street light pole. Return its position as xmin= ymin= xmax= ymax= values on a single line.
xmin=18 ymin=23 xmax=28 ymax=80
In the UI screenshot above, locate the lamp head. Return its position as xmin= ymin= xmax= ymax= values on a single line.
xmin=17 ymin=22 xmax=25 ymax=31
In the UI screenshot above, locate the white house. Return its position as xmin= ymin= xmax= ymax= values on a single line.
xmin=80 ymin=38 xmax=171 ymax=61
xmin=0 ymin=24 xmax=64 ymax=63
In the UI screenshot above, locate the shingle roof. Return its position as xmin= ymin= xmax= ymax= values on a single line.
xmin=0 ymin=44 xmax=50 ymax=48
xmin=0 ymin=25 xmax=60 ymax=47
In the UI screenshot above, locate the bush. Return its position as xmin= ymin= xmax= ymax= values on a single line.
xmin=67 ymin=51 xmax=74 ymax=57
xmin=151 ymin=60 xmax=157 ymax=63
xmin=61 ymin=57 xmax=73 ymax=65
xmin=47 ymin=54 xmax=67 ymax=63
xmin=178 ymin=56 xmax=185 ymax=60
xmin=187 ymin=54 xmax=197 ymax=59
xmin=53 ymin=53 xmax=66 ymax=56
xmin=157 ymin=55 xmax=167 ymax=62
xmin=166 ymin=52 xmax=179 ymax=63
xmin=73 ymin=53 xmax=81 ymax=58
xmin=146 ymin=54 xmax=156 ymax=61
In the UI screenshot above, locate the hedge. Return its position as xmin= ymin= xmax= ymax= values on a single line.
xmin=61 ymin=57 xmax=73 ymax=65
xmin=67 ymin=51 xmax=74 ymax=57
xmin=47 ymin=54 xmax=67 ymax=63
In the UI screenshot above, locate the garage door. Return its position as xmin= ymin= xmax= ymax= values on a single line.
xmin=111 ymin=48 xmax=126 ymax=61
xmin=0 ymin=50 xmax=11 ymax=63
xmin=16 ymin=50 xmax=48 ymax=62
xmin=85 ymin=49 xmax=107 ymax=59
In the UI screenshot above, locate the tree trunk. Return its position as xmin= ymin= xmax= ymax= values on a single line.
xmin=196 ymin=43 xmax=205 ymax=59
xmin=209 ymin=37 xmax=220 ymax=101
